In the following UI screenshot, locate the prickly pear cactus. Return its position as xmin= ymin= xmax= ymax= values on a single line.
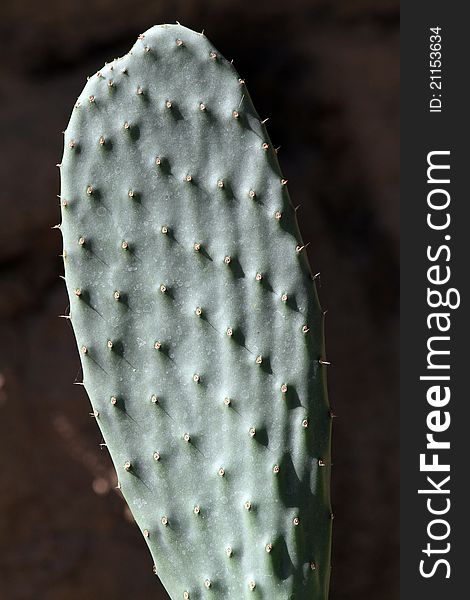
xmin=59 ymin=23 xmax=332 ymax=600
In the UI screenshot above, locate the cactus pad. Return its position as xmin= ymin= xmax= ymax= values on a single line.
xmin=60 ymin=23 xmax=332 ymax=600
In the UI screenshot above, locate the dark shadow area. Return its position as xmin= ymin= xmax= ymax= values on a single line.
xmin=284 ymin=294 xmax=301 ymax=313
xmin=283 ymin=385 xmax=303 ymax=410
xmin=126 ymin=123 xmax=141 ymax=142
xmin=271 ymin=534 xmax=295 ymax=581
xmin=258 ymin=276 xmax=274 ymax=293
xmin=164 ymin=103 xmax=184 ymax=122
xmin=252 ymin=425 xmax=269 ymax=448
xmin=215 ymin=179 xmax=236 ymax=203
xmin=99 ymin=138 xmax=115 ymax=152
xmin=230 ymin=327 xmax=247 ymax=350
xmin=198 ymin=245 xmax=213 ymax=261
xmin=278 ymin=452 xmax=303 ymax=508
xmin=155 ymin=156 xmax=173 ymax=177
xmin=226 ymin=256 xmax=245 ymax=279
xmin=256 ymin=354 xmax=273 ymax=375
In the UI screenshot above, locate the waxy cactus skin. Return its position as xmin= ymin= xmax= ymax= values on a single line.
xmin=60 ymin=23 xmax=332 ymax=600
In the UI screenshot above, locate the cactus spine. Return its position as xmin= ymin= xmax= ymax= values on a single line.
xmin=60 ymin=23 xmax=332 ymax=600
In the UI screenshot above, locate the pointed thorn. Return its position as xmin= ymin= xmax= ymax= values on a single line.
xmin=295 ymin=242 xmax=310 ymax=254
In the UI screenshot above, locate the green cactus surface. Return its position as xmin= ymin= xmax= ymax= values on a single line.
xmin=59 ymin=23 xmax=332 ymax=600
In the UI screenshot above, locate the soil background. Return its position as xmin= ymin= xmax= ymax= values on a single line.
xmin=0 ymin=1 xmax=399 ymax=599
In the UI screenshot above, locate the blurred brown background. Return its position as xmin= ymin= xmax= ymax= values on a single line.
xmin=0 ymin=1 xmax=399 ymax=599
